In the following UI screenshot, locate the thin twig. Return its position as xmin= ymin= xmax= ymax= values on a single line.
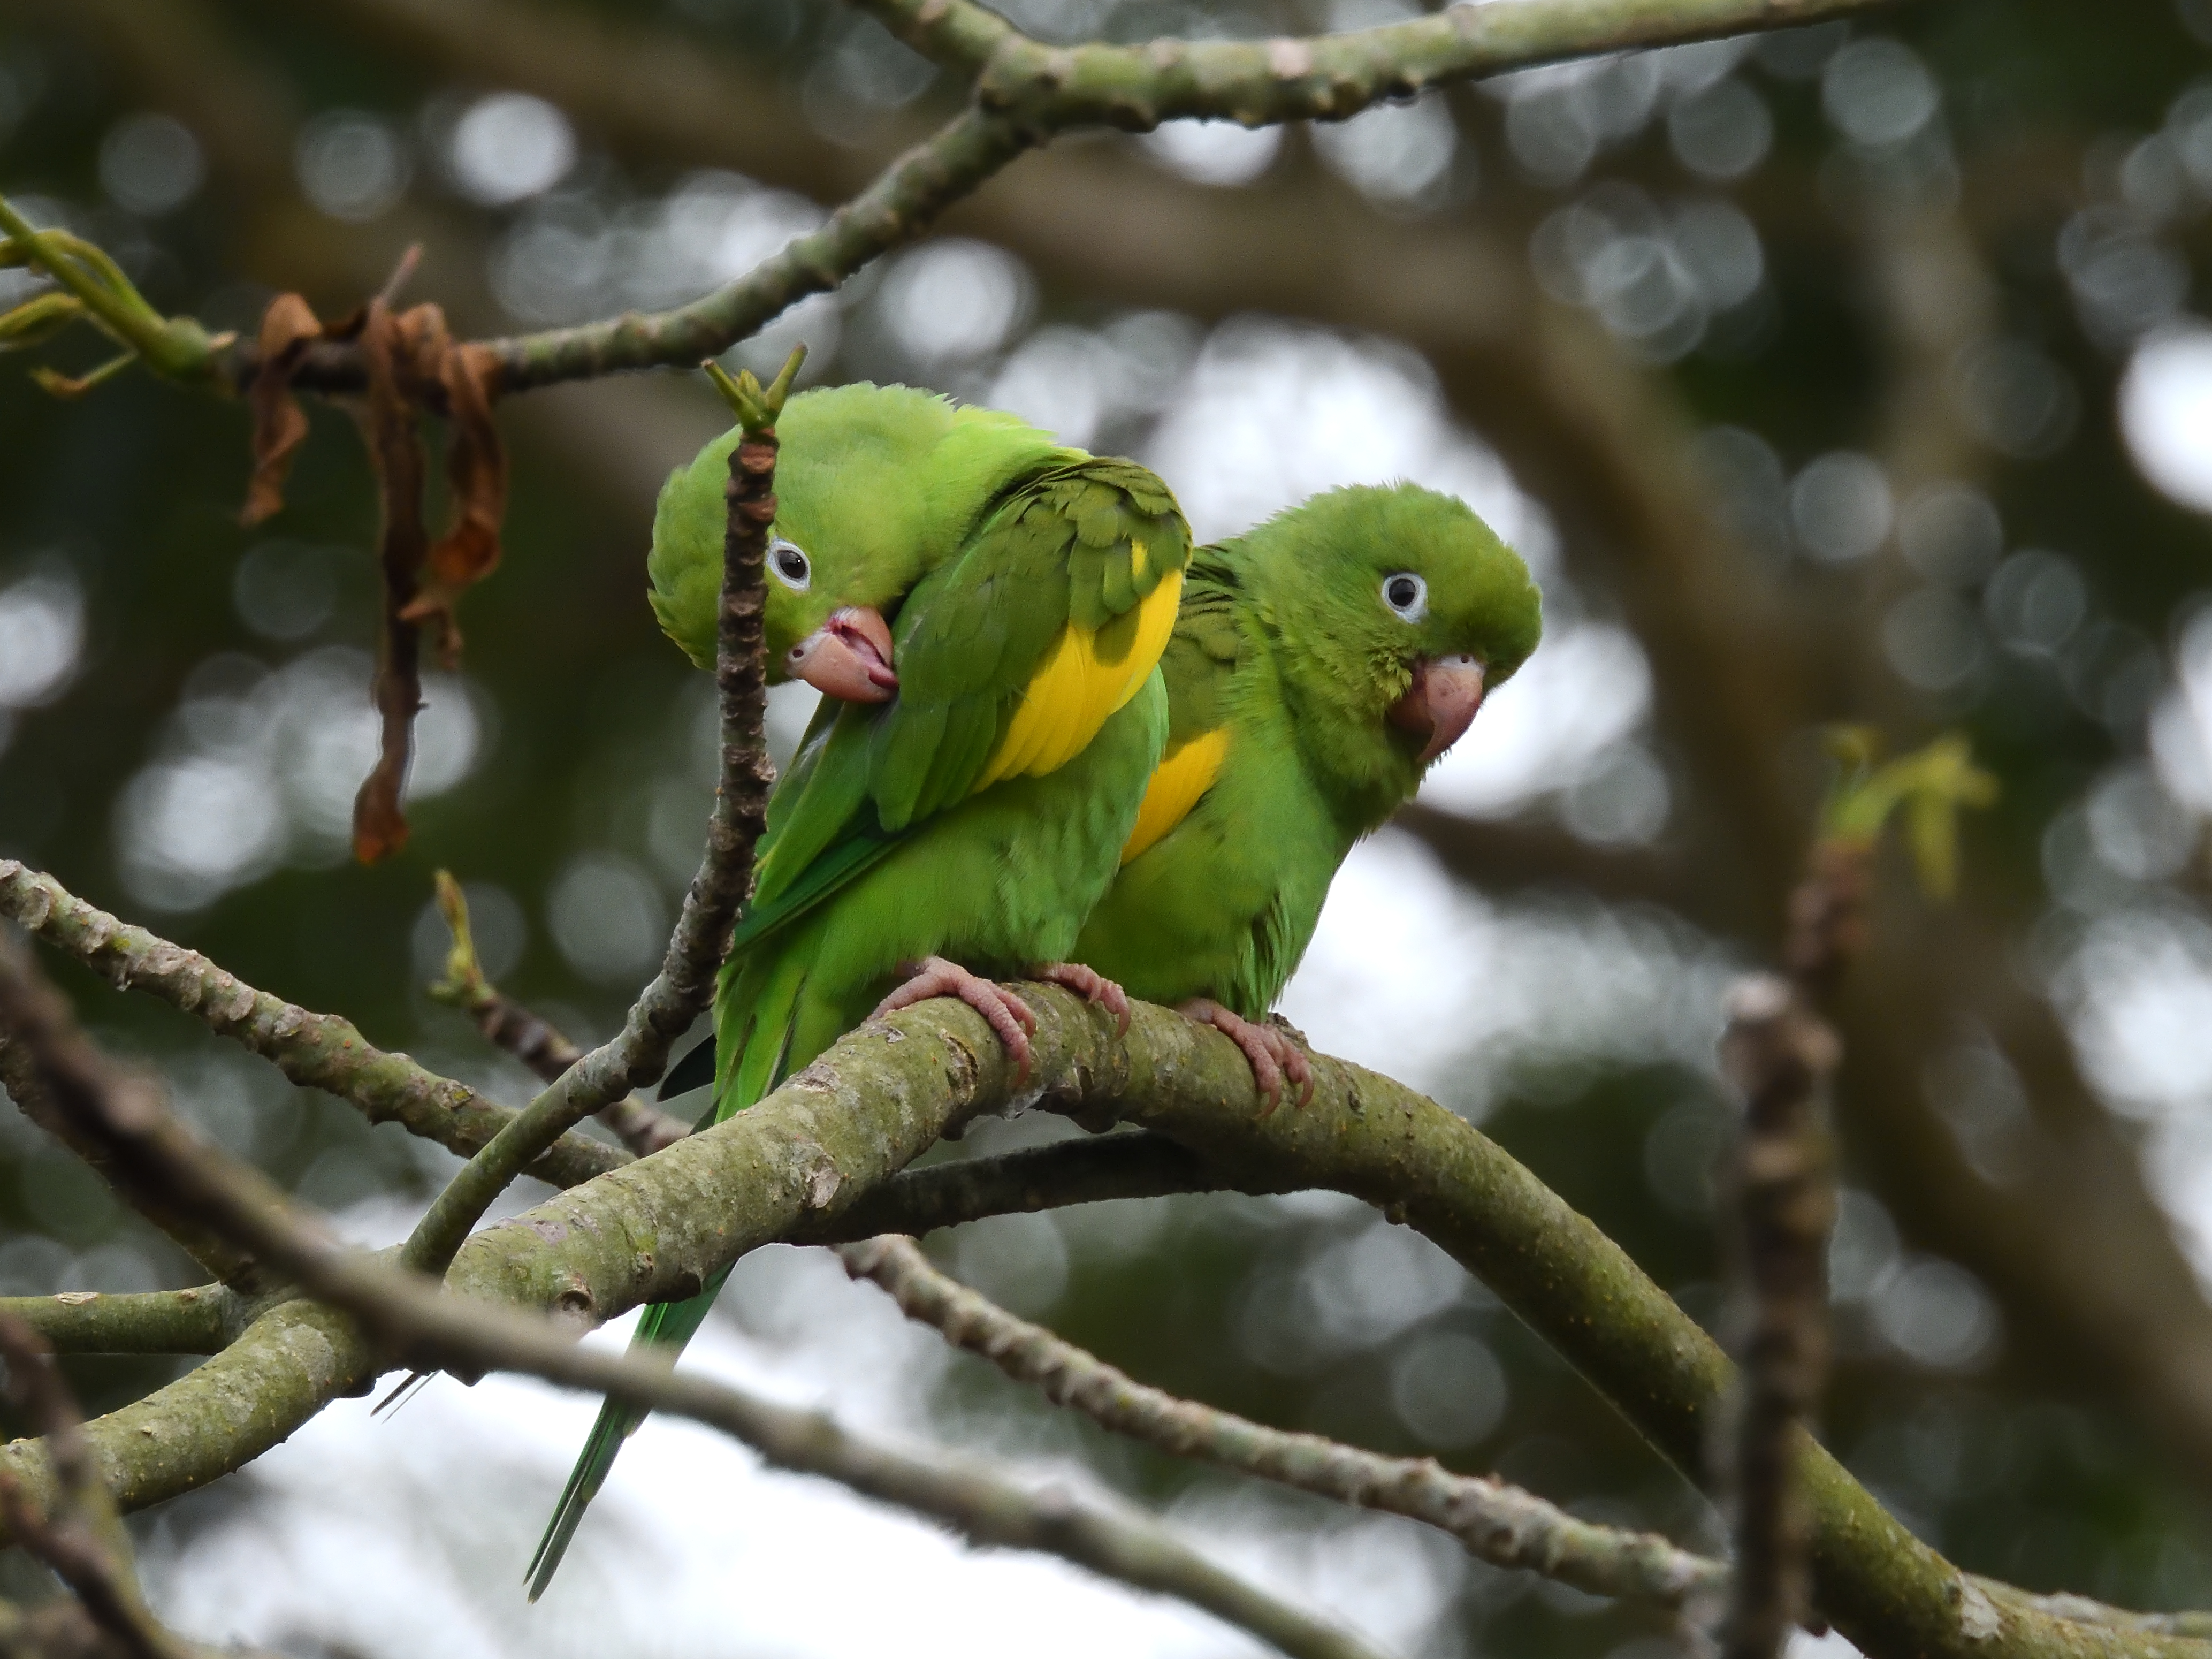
xmin=0 ymin=858 xmax=623 ymax=1189
xmin=0 ymin=939 xmax=1385 ymax=1659
xmin=396 ymin=348 xmax=791 ymax=1273
xmin=1716 ymin=976 xmax=1840 ymax=1659
xmin=0 ymin=195 xmax=221 ymax=384
xmin=426 ymin=871 xmax=689 ymax=1156
xmin=1717 ymin=736 xmax=1987 ymax=1656
xmin=841 ymin=1236 xmax=1724 ymax=1608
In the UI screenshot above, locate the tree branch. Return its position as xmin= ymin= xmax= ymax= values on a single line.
xmin=223 ymin=0 xmax=1902 ymax=401
xmin=0 ymin=1289 xmax=235 ymax=1356
xmin=250 ymin=106 xmax=1031 ymax=399
xmin=0 ymin=941 xmax=1384 ymax=1659
xmin=841 ymin=1235 xmax=1725 ymax=1608
xmin=426 ymin=871 xmax=689 ymax=1157
xmin=0 ymin=1316 xmax=218 ymax=1659
xmin=0 ymin=872 xmax=2199 ymax=1659
xmin=795 ymin=1131 xmax=1261 ymax=1242
xmin=861 ymin=0 xmax=1896 ymax=128
xmin=0 ymin=860 xmax=623 ymax=1190
xmin=0 ymin=1134 xmax=1246 ymax=1355
xmin=1716 ymin=977 xmax=1840 ymax=1659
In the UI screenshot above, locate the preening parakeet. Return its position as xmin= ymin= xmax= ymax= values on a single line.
xmin=1073 ymin=482 xmax=1540 ymax=1100
xmin=527 ymin=382 xmax=1191 ymax=1596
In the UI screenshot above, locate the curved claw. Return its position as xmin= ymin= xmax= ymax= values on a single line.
xmin=1178 ymin=999 xmax=1314 ymax=1115
xmin=876 ymin=957 xmax=1036 ymax=1083
xmin=1029 ymin=961 xmax=1131 ymax=1035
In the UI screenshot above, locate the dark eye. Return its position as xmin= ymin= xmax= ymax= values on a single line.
xmin=769 ymin=538 xmax=811 ymax=592
xmin=1382 ymin=572 xmax=1427 ymax=621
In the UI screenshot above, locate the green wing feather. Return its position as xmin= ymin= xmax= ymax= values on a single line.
xmin=1158 ymin=544 xmax=1245 ymax=745
xmin=866 ymin=459 xmax=1191 ymax=832
xmin=736 ymin=456 xmax=1191 ymax=950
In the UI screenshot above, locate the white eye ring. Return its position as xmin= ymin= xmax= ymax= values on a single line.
xmin=768 ymin=537 xmax=811 ymax=592
xmin=1382 ymin=572 xmax=1427 ymax=622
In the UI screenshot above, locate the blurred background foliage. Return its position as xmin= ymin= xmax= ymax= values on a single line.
xmin=7 ymin=0 xmax=2212 ymax=1653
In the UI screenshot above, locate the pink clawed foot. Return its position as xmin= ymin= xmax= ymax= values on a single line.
xmin=1178 ymin=999 xmax=1314 ymax=1114
xmin=1028 ymin=962 xmax=1131 ymax=1035
xmin=876 ymin=957 xmax=1037 ymax=1083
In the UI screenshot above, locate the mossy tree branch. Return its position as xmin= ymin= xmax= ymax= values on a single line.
xmin=0 ymin=859 xmax=624 ymax=1191
xmin=0 ymin=938 xmax=1381 ymax=1659
xmin=0 ymin=1289 xmax=237 ymax=1357
xmin=1 ymin=861 xmax=2201 ymax=1658
xmin=859 ymin=0 xmax=1891 ymax=128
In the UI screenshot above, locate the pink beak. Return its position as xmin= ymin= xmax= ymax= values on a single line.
xmin=785 ymin=606 xmax=897 ymax=702
xmin=1388 ymin=654 xmax=1486 ymax=764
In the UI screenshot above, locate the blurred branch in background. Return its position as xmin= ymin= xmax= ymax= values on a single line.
xmin=0 ymin=1038 xmax=257 ymax=1289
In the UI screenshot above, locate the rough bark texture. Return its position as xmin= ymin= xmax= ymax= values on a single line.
xmin=0 ymin=1291 xmax=235 ymax=1357
xmin=1718 ymin=976 xmax=1841 ymax=1659
xmin=843 ymin=1235 xmax=1724 ymax=1607
xmin=0 ymin=861 xmax=623 ymax=1190
xmin=1 ymin=963 xmax=2200 ymax=1659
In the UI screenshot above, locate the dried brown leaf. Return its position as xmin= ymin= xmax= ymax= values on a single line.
xmin=394 ymin=319 xmax=507 ymax=667
xmin=240 ymin=293 xmax=325 ymax=527
xmin=349 ymin=299 xmax=428 ymax=866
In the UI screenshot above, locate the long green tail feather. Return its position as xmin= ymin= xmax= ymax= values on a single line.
xmin=524 ymin=1272 xmax=731 ymax=1599
xmin=526 ymin=955 xmax=811 ymax=1597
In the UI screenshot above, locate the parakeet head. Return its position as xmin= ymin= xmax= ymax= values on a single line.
xmin=1233 ymin=481 xmax=1540 ymax=804
xmin=647 ymin=380 xmax=1065 ymax=696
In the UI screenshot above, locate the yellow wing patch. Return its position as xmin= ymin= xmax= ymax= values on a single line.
xmin=1119 ymin=727 xmax=1229 ymax=866
xmin=976 ymin=567 xmax=1184 ymax=790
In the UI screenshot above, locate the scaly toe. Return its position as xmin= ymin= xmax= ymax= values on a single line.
xmin=1180 ymin=998 xmax=1285 ymax=1111
xmin=1032 ymin=962 xmax=1132 ymax=1034
xmin=875 ymin=957 xmax=1036 ymax=1083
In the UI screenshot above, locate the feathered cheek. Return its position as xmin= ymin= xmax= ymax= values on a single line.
xmin=1376 ymin=652 xmax=1415 ymax=712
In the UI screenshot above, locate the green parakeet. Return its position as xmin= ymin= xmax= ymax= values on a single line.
xmin=526 ymin=382 xmax=1191 ymax=1596
xmin=1073 ymin=482 xmax=1539 ymax=1101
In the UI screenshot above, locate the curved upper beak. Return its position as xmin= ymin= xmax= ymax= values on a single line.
xmin=784 ymin=606 xmax=897 ymax=702
xmin=1387 ymin=654 xmax=1486 ymax=765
